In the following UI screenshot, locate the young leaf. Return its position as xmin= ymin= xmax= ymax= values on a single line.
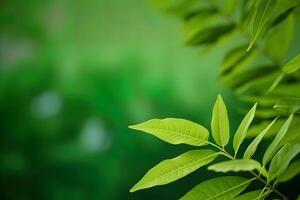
xmin=282 ymin=53 xmax=300 ymax=73
xmin=208 ymin=159 xmax=267 ymax=177
xmin=268 ymin=143 xmax=300 ymax=182
xmin=247 ymin=0 xmax=277 ymax=51
xmin=130 ymin=149 xmax=219 ymax=192
xmin=244 ymin=117 xmax=278 ymax=159
xmin=129 ymin=118 xmax=209 ymax=146
xmin=180 ymin=176 xmax=252 ymax=200
xmin=233 ymin=103 xmax=257 ymax=155
xmin=262 ymin=113 xmax=294 ymax=166
xmin=233 ymin=190 xmax=263 ymax=200
xmin=277 ymin=160 xmax=300 ymax=183
xmin=211 ymin=95 xmax=230 ymax=147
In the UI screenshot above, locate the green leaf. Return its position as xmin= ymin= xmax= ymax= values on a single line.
xmin=269 ymin=4 xmax=297 ymax=27
xmin=186 ymin=24 xmax=234 ymax=45
xmin=244 ymin=117 xmax=278 ymax=158
xmin=277 ymin=160 xmax=300 ymax=183
xmin=233 ymin=190 xmax=264 ymax=200
xmin=221 ymin=44 xmax=251 ymax=74
xmin=266 ymin=72 xmax=285 ymax=94
xmin=273 ymin=97 xmax=300 ymax=114
xmin=268 ymin=143 xmax=300 ymax=182
xmin=152 ymin=0 xmax=199 ymax=16
xmin=211 ymin=95 xmax=230 ymax=147
xmin=247 ymin=0 xmax=277 ymax=51
xmin=130 ymin=149 xmax=219 ymax=192
xmin=208 ymin=159 xmax=267 ymax=177
xmin=282 ymin=53 xmax=300 ymax=73
xmin=263 ymin=113 xmax=294 ymax=166
xmin=233 ymin=103 xmax=257 ymax=154
xmin=266 ymin=13 xmax=294 ymax=62
xmin=280 ymin=116 xmax=300 ymax=144
xmin=129 ymin=118 xmax=209 ymax=146
xmin=246 ymin=118 xmax=286 ymax=138
xmin=184 ymin=12 xmax=234 ymax=45
xmin=180 ymin=176 xmax=252 ymax=200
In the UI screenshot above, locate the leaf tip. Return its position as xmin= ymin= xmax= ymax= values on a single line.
xmin=254 ymin=102 xmax=258 ymax=108
xmin=129 ymin=183 xmax=141 ymax=193
xmin=129 ymin=187 xmax=136 ymax=193
xmin=128 ymin=124 xmax=138 ymax=130
xmin=246 ymin=43 xmax=253 ymax=52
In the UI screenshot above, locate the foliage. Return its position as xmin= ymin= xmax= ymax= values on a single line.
xmin=129 ymin=95 xmax=299 ymax=199
xmin=130 ymin=0 xmax=300 ymax=199
xmin=151 ymin=0 xmax=300 ymax=139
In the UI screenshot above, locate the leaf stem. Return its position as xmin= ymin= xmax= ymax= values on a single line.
xmin=207 ymin=142 xmax=288 ymax=199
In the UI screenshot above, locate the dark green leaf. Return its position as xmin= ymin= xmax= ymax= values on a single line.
xmin=282 ymin=53 xmax=300 ymax=73
xmin=263 ymin=113 xmax=294 ymax=166
xmin=277 ymin=160 xmax=300 ymax=183
xmin=274 ymin=97 xmax=300 ymax=114
xmin=268 ymin=143 xmax=300 ymax=182
xmin=247 ymin=0 xmax=277 ymax=51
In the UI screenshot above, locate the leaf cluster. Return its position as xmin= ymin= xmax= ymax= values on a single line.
xmin=129 ymin=95 xmax=300 ymax=199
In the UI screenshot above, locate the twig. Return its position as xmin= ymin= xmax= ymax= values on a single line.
xmin=207 ymin=142 xmax=289 ymax=200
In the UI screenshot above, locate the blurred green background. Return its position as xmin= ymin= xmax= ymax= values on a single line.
xmin=0 ymin=0 xmax=242 ymax=199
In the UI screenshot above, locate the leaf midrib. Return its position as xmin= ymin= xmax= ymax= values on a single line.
xmin=207 ymin=179 xmax=252 ymax=200
xmin=135 ymin=127 xmax=207 ymax=143
xmin=136 ymin=153 xmax=218 ymax=189
xmin=217 ymin=100 xmax=224 ymax=146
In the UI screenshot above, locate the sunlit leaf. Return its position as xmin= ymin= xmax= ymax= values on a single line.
xmin=277 ymin=160 xmax=300 ymax=183
xmin=233 ymin=190 xmax=264 ymax=200
xmin=208 ymin=159 xmax=267 ymax=177
xmin=130 ymin=149 xmax=220 ymax=192
xmin=268 ymin=143 xmax=300 ymax=182
xmin=262 ymin=113 xmax=294 ymax=166
xmin=282 ymin=53 xmax=300 ymax=73
xmin=247 ymin=0 xmax=277 ymax=51
xmin=180 ymin=176 xmax=252 ymax=200
xmin=211 ymin=95 xmax=230 ymax=147
xmin=129 ymin=118 xmax=209 ymax=146
xmin=244 ymin=117 xmax=277 ymax=158
xmin=233 ymin=103 xmax=257 ymax=154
